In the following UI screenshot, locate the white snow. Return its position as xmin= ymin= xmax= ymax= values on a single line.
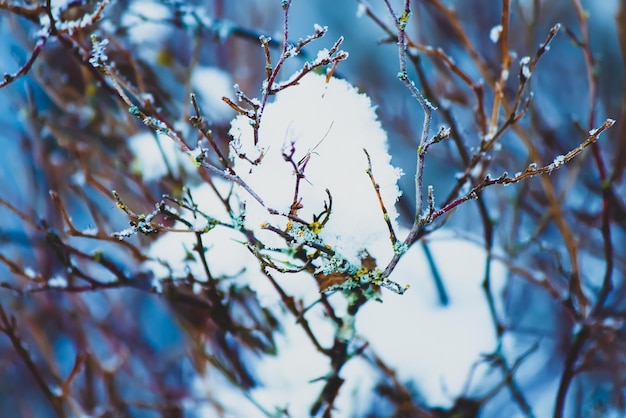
xmin=552 ymin=154 xmax=565 ymax=168
xmin=120 ymin=0 xmax=172 ymax=45
xmin=127 ymin=131 xmax=196 ymax=181
xmin=229 ymin=73 xmax=402 ymax=265
xmin=313 ymin=23 xmax=327 ymax=34
xmin=356 ymin=233 xmax=506 ymax=408
xmin=88 ymin=37 xmax=109 ymax=68
xmin=24 ymin=267 xmax=38 ymax=278
xmin=520 ymin=56 xmax=532 ymax=80
xmin=356 ymin=3 xmax=367 ymax=18
xmin=48 ymin=275 xmax=68 ymax=288
xmin=490 ymin=25 xmax=503 ymax=43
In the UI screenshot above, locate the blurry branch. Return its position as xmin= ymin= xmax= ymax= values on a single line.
xmin=487 ymin=0 xmax=511 ymax=140
xmin=420 ymin=241 xmax=449 ymax=305
xmin=0 ymin=195 xmax=147 ymax=294
xmin=365 ymin=350 xmax=435 ymax=417
xmin=487 ymin=26 xmax=588 ymax=319
xmin=500 ymin=259 xmax=562 ymax=301
xmin=552 ymin=2 xmax=617 ymax=417
xmin=468 ymin=342 xmax=538 ymax=417
xmin=0 ymin=0 xmax=109 ymax=88
xmin=59 ymin=352 xmax=86 ymax=402
xmin=357 ymin=0 xmax=488 ymax=136
xmin=261 ymin=267 xmax=330 ymax=356
xmin=0 ymin=1 xmax=46 ymax=21
xmin=0 ymin=303 xmax=67 ymax=418
xmin=553 ymin=324 xmax=591 ymax=418
xmin=570 ymin=0 xmax=598 ymax=130
xmin=49 ymin=191 xmax=146 ymax=260
xmin=156 ymin=0 xmax=316 ymax=61
xmin=422 ymin=0 xmax=494 ymax=84
xmin=365 ymin=339 xmax=537 ymax=417
xmin=569 ymin=0 xmax=614 ymax=315
xmin=310 ymin=292 xmax=370 ymax=417
xmin=481 ymin=23 xmax=561 ymax=151
xmin=0 ymin=35 xmax=47 ymax=88
xmin=363 ymin=337 xmax=538 ymax=417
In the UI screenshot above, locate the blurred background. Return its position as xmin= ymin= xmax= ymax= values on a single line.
xmin=0 ymin=0 xmax=625 ymax=417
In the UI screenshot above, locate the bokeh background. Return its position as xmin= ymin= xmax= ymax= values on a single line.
xmin=1 ymin=0 xmax=625 ymax=417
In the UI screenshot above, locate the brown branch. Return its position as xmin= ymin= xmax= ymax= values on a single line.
xmin=0 ymin=304 xmax=67 ymax=417
xmin=364 ymin=148 xmax=399 ymax=246
xmin=0 ymin=35 xmax=48 ymax=89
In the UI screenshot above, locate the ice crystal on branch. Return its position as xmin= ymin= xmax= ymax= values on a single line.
xmin=230 ymin=73 xmax=402 ymax=264
xmin=88 ymin=35 xmax=109 ymax=68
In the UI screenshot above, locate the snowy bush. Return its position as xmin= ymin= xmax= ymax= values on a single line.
xmin=0 ymin=0 xmax=623 ymax=417
xmin=229 ymin=73 xmax=402 ymax=267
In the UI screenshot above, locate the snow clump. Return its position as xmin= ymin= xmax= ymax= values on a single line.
xmin=229 ymin=73 xmax=402 ymax=265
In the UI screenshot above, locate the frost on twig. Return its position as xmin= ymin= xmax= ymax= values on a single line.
xmin=424 ymin=118 xmax=615 ymax=225
xmin=222 ymin=21 xmax=348 ymax=147
xmin=111 ymin=191 xmax=161 ymax=239
xmin=88 ymin=35 xmax=109 ymax=68
xmin=383 ymin=122 xmax=612 ymax=298
xmin=364 ymin=148 xmax=400 ymax=247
